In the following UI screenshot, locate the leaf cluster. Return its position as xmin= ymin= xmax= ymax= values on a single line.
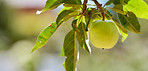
xmin=32 ymin=0 xmax=148 ymax=71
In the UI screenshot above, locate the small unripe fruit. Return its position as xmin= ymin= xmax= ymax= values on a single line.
xmin=89 ymin=20 xmax=119 ymax=49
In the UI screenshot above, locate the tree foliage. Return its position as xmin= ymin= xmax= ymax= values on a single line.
xmin=32 ymin=0 xmax=148 ymax=71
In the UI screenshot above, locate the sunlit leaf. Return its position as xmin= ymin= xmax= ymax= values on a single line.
xmin=111 ymin=4 xmax=126 ymax=15
xmin=56 ymin=8 xmax=79 ymax=26
xmin=123 ymin=0 xmax=148 ymax=19
xmin=77 ymin=22 xmax=90 ymax=53
xmin=63 ymin=62 xmax=66 ymax=70
xmin=42 ymin=0 xmax=82 ymax=13
xmin=112 ymin=18 xmax=128 ymax=42
xmin=56 ymin=10 xmax=73 ymax=25
xmin=42 ymin=0 xmax=63 ymax=12
xmin=61 ymin=46 xmax=65 ymax=56
xmin=63 ymin=30 xmax=78 ymax=71
xmin=119 ymin=29 xmax=128 ymax=42
xmin=31 ymin=22 xmax=57 ymax=52
xmin=118 ymin=12 xmax=141 ymax=33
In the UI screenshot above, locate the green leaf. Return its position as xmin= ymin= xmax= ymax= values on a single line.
xmin=119 ymin=29 xmax=128 ymax=42
xmin=63 ymin=4 xmax=82 ymax=7
xmin=63 ymin=30 xmax=77 ymax=71
xmin=124 ymin=0 xmax=130 ymax=4
xmin=40 ymin=0 xmax=82 ymax=13
xmin=77 ymin=22 xmax=90 ymax=53
xmin=56 ymin=10 xmax=73 ymax=25
xmin=118 ymin=12 xmax=141 ymax=33
xmin=111 ymin=4 xmax=126 ymax=15
xmin=74 ymin=0 xmax=82 ymax=5
xmin=61 ymin=46 xmax=65 ymax=56
xmin=85 ymin=8 xmax=101 ymax=29
xmin=123 ymin=0 xmax=148 ymax=19
xmin=31 ymin=22 xmax=57 ymax=52
xmin=105 ymin=0 xmax=113 ymax=5
xmin=56 ymin=8 xmax=79 ymax=26
xmin=105 ymin=0 xmax=129 ymax=5
xmin=114 ymin=0 xmax=130 ymax=5
xmin=111 ymin=18 xmax=128 ymax=42
xmin=105 ymin=10 xmax=128 ymax=42
xmin=113 ymin=0 xmax=121 ymax=5
xmin=42 ymin=0 xmax=63 ymax=12
xmin=105 ymin=10 xmax=113 ymax=20
xmin=85 ymin=8 xmax=93 ymax=29
xmin=72 ymin=20 xmax=80 ymax=32
xmin=63 ymin=62 xmax=66 ymax=70
xmin=64 ymin=0 xmax=82 ymax=5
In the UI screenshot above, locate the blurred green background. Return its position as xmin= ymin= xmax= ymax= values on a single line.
xmin=0 ymin=0 xmax=148 ymax=71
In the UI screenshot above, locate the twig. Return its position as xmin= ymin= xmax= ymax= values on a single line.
xmin=82 ymin=0 xmax=88 ymax=14
xmin=92 ymin=0 xmax=105 ymax=21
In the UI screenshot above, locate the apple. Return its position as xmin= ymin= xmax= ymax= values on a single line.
xmin=89 ymin=20 xmax=119 ymax=49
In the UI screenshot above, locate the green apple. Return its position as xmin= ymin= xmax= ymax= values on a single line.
xmin=89 ymin=20 xmax=119 ymax=49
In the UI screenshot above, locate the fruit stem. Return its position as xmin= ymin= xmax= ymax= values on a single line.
xmin=92 ymin=0 xmax=105 ymax=21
